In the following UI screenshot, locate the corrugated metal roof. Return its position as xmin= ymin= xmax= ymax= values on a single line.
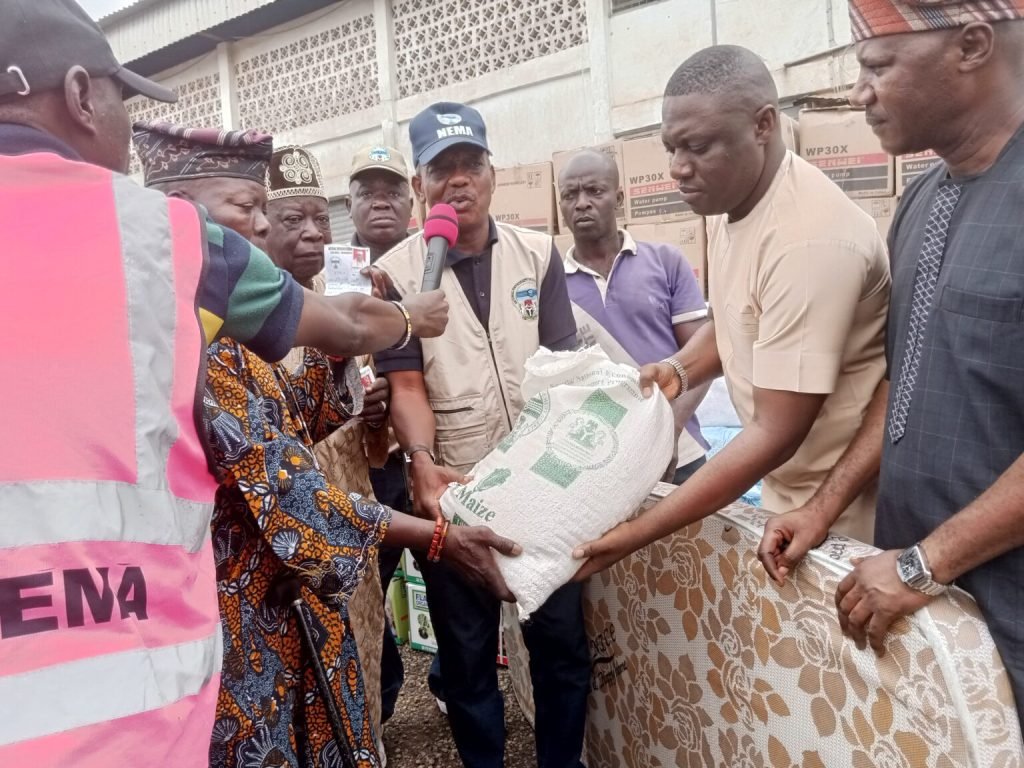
xmin=102 ymin=0 xmax=282 ymax=64
xmin=103 ymin=0 xmax=337 ymax=77
xmin=97 ymin=0 xmax=167 ymax=25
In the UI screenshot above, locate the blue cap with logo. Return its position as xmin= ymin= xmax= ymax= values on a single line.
xmin=409 ymin=101 xmax=490 ymax=167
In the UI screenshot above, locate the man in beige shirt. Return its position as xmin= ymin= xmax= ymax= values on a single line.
xmin=574 ymin=44 xmax=890 ymax=578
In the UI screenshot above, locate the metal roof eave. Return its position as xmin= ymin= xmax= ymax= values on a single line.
xmin=100 ymin=0 xmax=331 ymax=74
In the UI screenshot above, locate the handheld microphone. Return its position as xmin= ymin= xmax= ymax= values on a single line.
xmin=421 ymin=203 xmax=459 ymax=292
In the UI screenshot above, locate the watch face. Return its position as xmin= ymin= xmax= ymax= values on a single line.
xmin=898 ymin=549 xmax=920 ymax=581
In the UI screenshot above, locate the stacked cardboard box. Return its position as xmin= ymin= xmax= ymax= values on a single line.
xmin=896 ymin=150 xmax=940 ymax=195
xmin=799 ymin=106 xmax=899 ymax=241
xmin=388 ymin=552 xmax=435 ymax=653
xmin=554 ymin=233 xmax=575 ymax=257
xmin=386 ymin=574 xmax=409 ymax=646
xmin=622 ymin=134 xmax=697 ymax=225
xmin=491 ymin=162 xmax=558 ymax=233
xmin=386 ymin=549 xmax=509 ymax=662
xmin=627 ymin=220 xmax=707 ymax=290
xmin=406 ymin=581 xmax=437 ymax=653
xmin=401 ymin=549 xmax=424 ymax=585
xmin=615 ymin=133 xmax=708 ymax=298
xmin=799 ymin=107 xmax=894 ymax=199
xmin=780 ymin=112 xmax=800 ymax=155
xmin=407 ymin=197 xmax=426 ymax=232
xmin=854 ymin=197 xmax=897 ymax=241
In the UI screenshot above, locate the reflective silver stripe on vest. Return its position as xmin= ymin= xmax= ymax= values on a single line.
xmin=0 ymin=631 xmax=221 ymax=746
xmin=0 ymin=480 xmax=211 ymax=552
xmin=112 ymin=175 xmax=180 ymax=490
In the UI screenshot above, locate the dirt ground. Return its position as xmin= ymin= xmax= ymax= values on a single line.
xmin=381 ymin=646 xmax=537 ymax=768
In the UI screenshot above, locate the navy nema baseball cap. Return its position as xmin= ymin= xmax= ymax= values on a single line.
xmin=409 ymin=102 xmax=491 ymax=167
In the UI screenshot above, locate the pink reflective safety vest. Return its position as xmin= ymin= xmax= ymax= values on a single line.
xmin=0 ymin=152 xmax=220 ymax=767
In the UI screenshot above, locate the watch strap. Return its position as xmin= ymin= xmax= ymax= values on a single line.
xmin=404 ymin=444 xmax=435 ymax=464
xmin=898 ymin=544 xmax=947 ymax=596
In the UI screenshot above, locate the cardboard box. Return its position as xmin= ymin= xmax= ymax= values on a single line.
xmin=553 ymin=140 xmax=625 ymax=231
xmin=780 ymin=112 xmax=800 ymax=154
xmin=627 ymin=219 xmax=708 ymax=297
xmin=386 ymin=575 xmax=409 ymax=645
xmin=401 ymin=549 xmax=424 ymax=585
xmin=407 ymin=198 xmax=426 ymax=232
xmin=855 ymin=197 xmax=898 ymax=242
xmin=491 ymin=162 xmax=557 ymax=233
xmin=896 ymin=150 xmax=940 ymax=196
xmin=554 ymin=233 xmax=575 ymax=257
xmin=622 ymin=134 xmax=698 ymax=224
xmin=407 ymin=581 xmax=437 ymax=653
xmin=799 ymin=107 xmax=894 ymax=198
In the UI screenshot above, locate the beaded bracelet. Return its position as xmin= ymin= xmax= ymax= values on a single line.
xmin=436 ymin=520 xmax=451 ymax=560
xmin=387 ymin=301 xmax=413 ymax=351
xmin=426 ymin=518 xmax=444 ymax=562
xmin=427 ymin=519 xmax=451 ymax=563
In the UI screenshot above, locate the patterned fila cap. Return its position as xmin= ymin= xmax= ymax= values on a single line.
xmin=849 ymin=0 xmax=1024 ymax=41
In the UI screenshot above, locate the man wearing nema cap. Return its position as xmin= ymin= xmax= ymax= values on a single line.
xmin=374 ymin=103 xmax=589 ymax=768
xmin=757 ymin=0 xmax=1024 ymax=726
xmin=0 ymin=2 xmax=451 ymax=764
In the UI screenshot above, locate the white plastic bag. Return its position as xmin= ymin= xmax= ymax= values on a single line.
xmin=440 ymin=347 xmax=674 ymax=618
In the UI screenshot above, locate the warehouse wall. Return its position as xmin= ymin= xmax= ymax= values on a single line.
xmin=114 ymin=0 xmax=860 ymax=194
xmin=607 ymin=0 xmax=855 ymax=132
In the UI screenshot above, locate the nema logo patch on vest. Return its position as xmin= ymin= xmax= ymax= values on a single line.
xmin=512 ymin=278 xmax=539 ymax=320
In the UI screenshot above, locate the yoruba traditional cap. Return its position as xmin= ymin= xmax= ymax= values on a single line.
xmin=409 ymin=102 xmax=490 ymax=167
xmin=132 ymin=121 xmax=273 ymax=186
xmin=267 ymin=145 xmax=327 ymax=201
xmin=849 ymin=0 xmax=1024 ymax=40
xmin=0 ymin=0 xmax=175 ymax=102
xmin=349 ymin=145 xmax=411 ymax=184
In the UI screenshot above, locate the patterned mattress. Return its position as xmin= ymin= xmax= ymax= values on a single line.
xmin=504 ymin=485 xmax=1023 ymax=767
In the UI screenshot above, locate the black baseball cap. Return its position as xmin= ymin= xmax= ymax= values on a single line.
xmin=409 ymin=102 xmax=490 ymax=167
xmin=0 ymin=0 xmax=176 ymax=103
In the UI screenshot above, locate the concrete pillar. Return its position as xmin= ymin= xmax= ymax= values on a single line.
xmin=374 ymin=0 xmax=400 ymax=146
xmin=215 ymin=41 xmax=239 ymax=130
xmin=585 ymin=0 xmax=614 ymax=141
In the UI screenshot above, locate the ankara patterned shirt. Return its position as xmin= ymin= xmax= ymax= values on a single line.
xmin=204 ymin=338 xmax=390 ymax=768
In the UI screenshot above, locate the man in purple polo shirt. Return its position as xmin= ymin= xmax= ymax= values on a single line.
xmin=559 ymin=149 xmax=710 ymax=483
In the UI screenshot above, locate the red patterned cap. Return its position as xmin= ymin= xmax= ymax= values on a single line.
xmin=849 ymin=0 xmax=1024 ymax=40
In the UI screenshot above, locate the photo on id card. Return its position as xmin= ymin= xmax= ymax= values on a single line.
xmin=324 ymin=244 xmax=372 ymax=296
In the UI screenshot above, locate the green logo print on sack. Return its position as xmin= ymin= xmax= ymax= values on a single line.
xmin=531 ymin=390 xmax=627 ymax=489
xmin=451 ymin=468 xmax=512 ymax=523
xmin=497 ymin=392 xmax=550 ymax=453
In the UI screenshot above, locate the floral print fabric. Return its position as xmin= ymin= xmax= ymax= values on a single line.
xmin=505 ymin=489 xmax=1023 ymax=768
xmin=204 ymin=338 xmax=390 ymax=768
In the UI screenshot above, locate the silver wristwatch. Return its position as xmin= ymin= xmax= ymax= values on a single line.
xmin=659 ymin=357 xmax=689 ymax=401
xmin=896 ymin=544 xmax=947 ymax=596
